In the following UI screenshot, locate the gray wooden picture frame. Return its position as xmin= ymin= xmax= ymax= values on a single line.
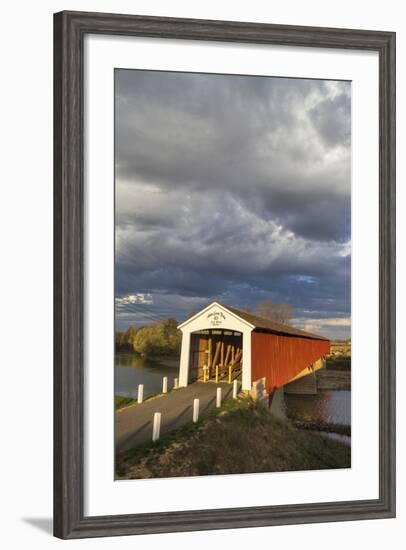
xmin=54 ymin=10 xmax=396 ymax=539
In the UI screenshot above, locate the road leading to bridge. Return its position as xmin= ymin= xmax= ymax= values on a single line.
xmin=115 ymin=381 xmax=239 ymax=452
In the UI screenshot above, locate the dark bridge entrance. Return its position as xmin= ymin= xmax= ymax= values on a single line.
xmin=189 ymin=329 xmax=243 ymax=383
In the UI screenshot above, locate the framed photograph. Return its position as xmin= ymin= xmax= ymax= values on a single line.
xmin=54 ymin=10 xmax=396 ymax=539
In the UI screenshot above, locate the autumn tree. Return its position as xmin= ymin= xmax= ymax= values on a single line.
xmin=115 ymin=319 xmax=182 ymax=356
xmin=115 ymin=326 xmax=139 ymax=350
xmin=255 ymin=299 xmax=294 ymax=325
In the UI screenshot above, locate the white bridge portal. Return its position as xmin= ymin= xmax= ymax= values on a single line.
xmin=177 ymin=303 xmax=254 ymax=391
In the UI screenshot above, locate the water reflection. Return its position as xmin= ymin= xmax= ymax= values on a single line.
xmin=282 ymin=391 xmax=351 ymax=425
xmin=270 ymin=388 xmax=351 ymax=446
xmin=271 ymin=388 xmax=351 ymax=426
xmin=115 ymin=353 xmax=179 ymax=399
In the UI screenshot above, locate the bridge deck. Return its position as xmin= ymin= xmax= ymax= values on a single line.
xmin=115 ymin=381 xmax=238 ymax=452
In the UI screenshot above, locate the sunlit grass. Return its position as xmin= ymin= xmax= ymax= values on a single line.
xmin=116 ymin=396 xmax=351 ymax=479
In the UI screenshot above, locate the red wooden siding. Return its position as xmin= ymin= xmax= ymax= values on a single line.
xmin=251 ymin=332 xmax=330 ymax=392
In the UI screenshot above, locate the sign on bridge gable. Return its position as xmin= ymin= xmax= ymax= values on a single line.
xmin=178 ymin=302 xmax=255 ymax=333
xmin=206 ymin=310 xmax=226 ymax=327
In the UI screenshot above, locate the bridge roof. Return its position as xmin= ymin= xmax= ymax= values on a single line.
xmin=220 ymin=304 xmax=329 ymax=341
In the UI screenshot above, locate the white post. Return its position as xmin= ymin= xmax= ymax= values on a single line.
xmin=233 ymin=379 xmax=238 ymax=399
xmin=216 ymin=387 xmax=222 ymax=408
xmin=193 ymin=398 xmax=199 ymax=422
xmin=174 ymin=377 xmax=179 ymax=389
xmin=162 ymin=376 xmax=168 ymax=393
xmin=137 ymin=384 xmax=144 ymax=404
xmin=152 ymin=412 xmax=161 ymax=442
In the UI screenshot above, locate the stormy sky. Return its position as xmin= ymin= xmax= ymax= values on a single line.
xmin=115 ymin=69 xmax=351 ymax=339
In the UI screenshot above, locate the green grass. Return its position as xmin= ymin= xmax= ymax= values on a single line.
xmin=115 ymin=397 xmax=351 ymax=479
xmin=115 ymin=389 xmax=178 ymax=411
xmin=115 ymin=396 xmax=137 ymax=410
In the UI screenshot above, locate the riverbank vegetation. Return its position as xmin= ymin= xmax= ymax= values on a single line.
xmin=115 ymin=397 xmax=350 ymax=479
xmin=115 ymin=318 xmax=181 ymax=357
xmin=115 ymin=393 xmax=158 ymax=411
xmin=115 ymin=396 xmax=137 ymax=410
xmin=115 ymin=388 xmax=179 ymax=411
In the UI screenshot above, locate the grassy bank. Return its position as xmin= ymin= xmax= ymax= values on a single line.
xmin=115 ymin=396 xmax=137 ymax=410
xmin=115 ymin=391 xmax=166 ymax=411
xmin=115 ymin=397 xmax=351 ymax=479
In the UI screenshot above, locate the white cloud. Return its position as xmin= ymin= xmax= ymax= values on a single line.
xmin=115 ymin=293 xmax=153 ymax=307
xmin=301 ymin=317 xmax=351 ymax=338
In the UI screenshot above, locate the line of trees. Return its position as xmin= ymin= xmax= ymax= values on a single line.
xmin=115 ymin=318 xmax=181 ymax=357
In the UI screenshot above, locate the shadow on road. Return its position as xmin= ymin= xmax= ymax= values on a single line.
xmin=118 ymin=420 xmax=151 ymax=451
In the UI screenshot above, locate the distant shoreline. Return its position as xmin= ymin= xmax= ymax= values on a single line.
xmin=115 ymin=350 xmax=180 ymax=368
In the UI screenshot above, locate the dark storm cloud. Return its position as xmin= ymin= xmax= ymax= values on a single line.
xmin=115 ymin=70 xmax=351 ymax=338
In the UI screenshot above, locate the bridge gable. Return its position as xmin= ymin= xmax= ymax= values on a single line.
xmin=178 ymin=302 xmax=254 ymax=334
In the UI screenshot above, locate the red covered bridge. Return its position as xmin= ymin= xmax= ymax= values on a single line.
xmin=178 ymin=302 xmax=330 ymax=395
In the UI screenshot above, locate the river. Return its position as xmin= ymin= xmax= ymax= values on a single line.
xmin=281 ymin=390 xmax=351 ymax=425
xmin=271 ymin=388 xmax=351 ymax=446
xmin=115 ymin=352 xmax=178 ymax=399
